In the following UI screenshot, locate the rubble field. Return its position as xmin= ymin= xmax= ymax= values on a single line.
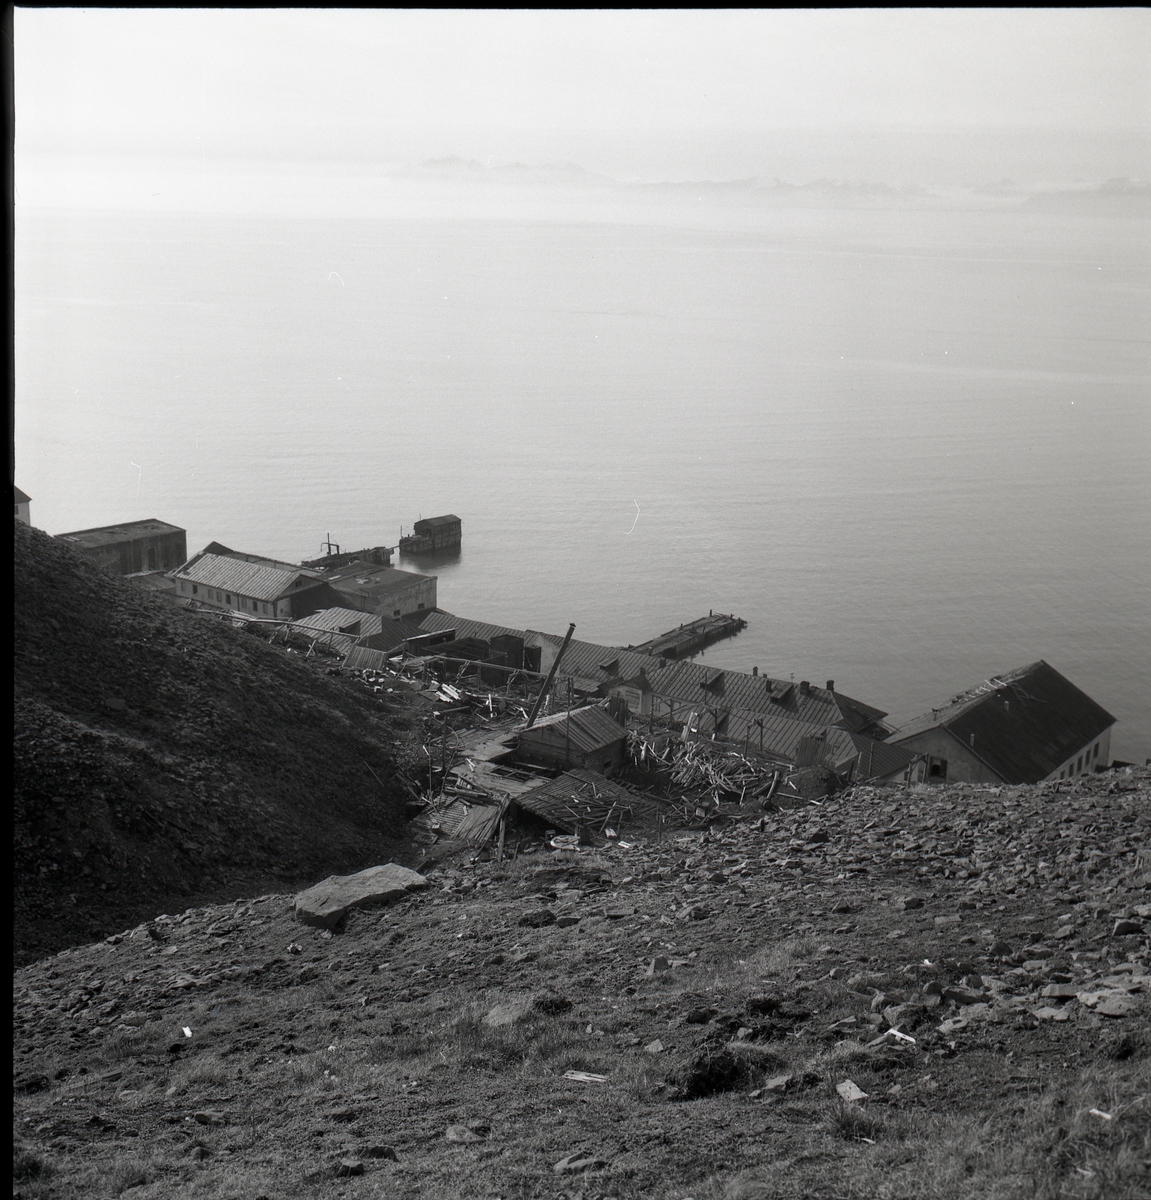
xmin=13 ymin=768 xmax=1150 ymax=1200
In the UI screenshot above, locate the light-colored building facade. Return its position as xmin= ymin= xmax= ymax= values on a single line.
xmin=891 ymin=661 xmax=1116 ymax=785
xmin=169 ymin=551 xmax=343 ymax=620
xmin=14 ymin=487 xmax=31 ymax=525
xmin=323 ymin=562 xmax=437 ymax=620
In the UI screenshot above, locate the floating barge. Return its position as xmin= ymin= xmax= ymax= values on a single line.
xmin=399 ymin=514 xmax=462 ymax=554
xmin=301 ymin=536 xmax=392 ymax=571
xmin=631 ymin=612 xmax=747 ymax=660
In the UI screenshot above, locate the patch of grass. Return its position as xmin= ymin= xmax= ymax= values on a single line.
xmin=708 ymin=936 xmax=822 ymax=995
xmin=824 ymin=1097 xmax=889 ymax=1143
xmin=100 ymin=1021 xmax=172 ymax=1063
xmin=13 ymin=1145 xmax=48 ymax=1182
xmin=69 ymin=1150 xmax=180 ymax=1197
xmin=717 ymin=1061 xmax=1151 ymax=1200
xmin=367 ymin=1002 xmax=594 ymax=1080
xmin=722 ymin=1162 xmax=830 ymax=1200
xmin=165 ymin=1054 xmax=233 ymax=1095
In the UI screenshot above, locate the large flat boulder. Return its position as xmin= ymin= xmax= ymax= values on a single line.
xmin=294 ymin=863 xmax=429 ymax=929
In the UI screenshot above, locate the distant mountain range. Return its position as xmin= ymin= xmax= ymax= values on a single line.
xmin=389 ymin=156 xmax=612 ymax=187
xmin=1021 ymin=178 xmax=1151 ymax=217
xmin=388 ymin=157 xmax=1150 ymax=214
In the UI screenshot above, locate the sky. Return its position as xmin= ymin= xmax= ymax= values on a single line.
xmin=15 ymin=8 xmax=1151 ymax=180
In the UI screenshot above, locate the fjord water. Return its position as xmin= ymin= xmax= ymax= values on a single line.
xmin=15 ymin=199 xmax=1151 ymax=760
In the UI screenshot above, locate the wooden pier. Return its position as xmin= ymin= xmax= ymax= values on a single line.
xmin=631 ymin=612 xmax=747 ymax=660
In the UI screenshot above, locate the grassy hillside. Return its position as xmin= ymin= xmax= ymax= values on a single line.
xmin=13 ymin=521 xmax=415 ymax=966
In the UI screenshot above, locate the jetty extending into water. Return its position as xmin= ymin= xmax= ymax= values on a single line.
xmin=630 ymin=611 xmax=747 ymax=660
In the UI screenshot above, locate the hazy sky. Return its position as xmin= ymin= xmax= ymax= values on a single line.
xmin=17 ymin=8 xmax=1150 ymax=167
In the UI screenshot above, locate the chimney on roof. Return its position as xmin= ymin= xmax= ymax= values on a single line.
xmin=799 ymin=680 xmax=810 ymax=697
xmin=826 ymin=680 xmax=834 ymax=692
xmin=752 ymin=666 xmax=758 ymax=677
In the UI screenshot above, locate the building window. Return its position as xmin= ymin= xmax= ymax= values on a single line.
xmin=192 ymin=585 xmax=198 ymax=595
xmin=418 ymin=602 xmax=425 ymax=609
xmin=225 ymin=595 xmax=231 ymax=605
xmin=1093 ymin=743 xmax=1099 ymax=759
xmin=928 ymin=756 xmax=947 ymax=780
xmin=1077 ymin=756 xmax=1083 ymax=773
xmin=393 ymin=609 xmax=401 ymax=618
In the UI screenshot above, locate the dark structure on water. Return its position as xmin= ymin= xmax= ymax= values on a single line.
xmin=301 ymin=536 xmax=393 ymax=571
xmin=400 ymin=514 xmax=462 ymax=554
xmin=630 ymin=612 xmax=747 ymax=660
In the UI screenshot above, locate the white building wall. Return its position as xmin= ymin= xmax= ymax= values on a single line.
xmin=1044 ymin=727 xmax=1113 ymax=780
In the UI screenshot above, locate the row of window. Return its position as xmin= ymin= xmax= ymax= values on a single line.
xmin=180 ymin=581 xmax=273 ymax=615
xmin=1058 ymin=740 xmax=1101 ymax=779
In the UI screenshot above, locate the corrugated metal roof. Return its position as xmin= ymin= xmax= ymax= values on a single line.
xmin=419 ymin=610 xmax=888 ymax=756
xmin=343 ymin=646 xmax=395 ymax=672
xmin=891 ymin=661 xmax=1116 ymax=784
xmin=831 ymin=731 xmax=915 ymax=781
xmin=57 ymin=518 xmax=185 ymax=548
xmin=534 ymin=633 xmax=655 ymax=688
xmin=832 ymin=693 xmax=890 ymax=728
xmin=680 ymin=705 xmax=837 ymax=762
xmin=189 ymin=543 xmax=305 ymax=571
xmin=311 ymin=615 xmax=427 ymax=657
xmin=642 ymin=660 xmax=842 ymax=727
xmin=290 ymin=609 xmax=403 ymax=656
xmin=294 ymin=607 xmax=386 ymax=636
xmin=520 ymin=705 xmax=627 ymax=754
xmin=419 ymin=611 xmax=531 ymax=644
xmin=515 ymin=770 xmax=660 ymax=834
xmin=172 ymin=553 xmax=323 ymax=601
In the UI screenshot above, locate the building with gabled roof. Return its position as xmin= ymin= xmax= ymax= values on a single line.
xmin=169 ymin=550 xmax=343 ymax=620
xmin=291 ymin=608 xmax=425 ymax=654
xmin=415 ymin=610 xmax=894 ymax=768
xmin=516 ymin=705 xmax=628 ymax=775
xmin=14 ymin=487 xmax=31 ymax=526
xmin=795 ymin=728 xmax=916 ymax=784
xmin=890 ymin=661 xmax=1116 ymax=785
xmin=514 ymin=769 xmax=662 ymax=835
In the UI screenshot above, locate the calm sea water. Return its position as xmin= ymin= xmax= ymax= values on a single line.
xmin=15 ymin=200 xmax=1151 ymax=762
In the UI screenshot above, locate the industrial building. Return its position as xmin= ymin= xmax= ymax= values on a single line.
xmin=56 ymin=519 xmax=187 ymax=576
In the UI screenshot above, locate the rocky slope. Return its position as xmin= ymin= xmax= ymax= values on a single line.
xmin=12 ymin=767 xmax=1150 ymax=1199
xmin=13 ymin=521 xmax=415 ymax=967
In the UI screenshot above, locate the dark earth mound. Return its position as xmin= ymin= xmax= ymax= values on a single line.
xmin=14 ymin=521 xmax=415 ymax=966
